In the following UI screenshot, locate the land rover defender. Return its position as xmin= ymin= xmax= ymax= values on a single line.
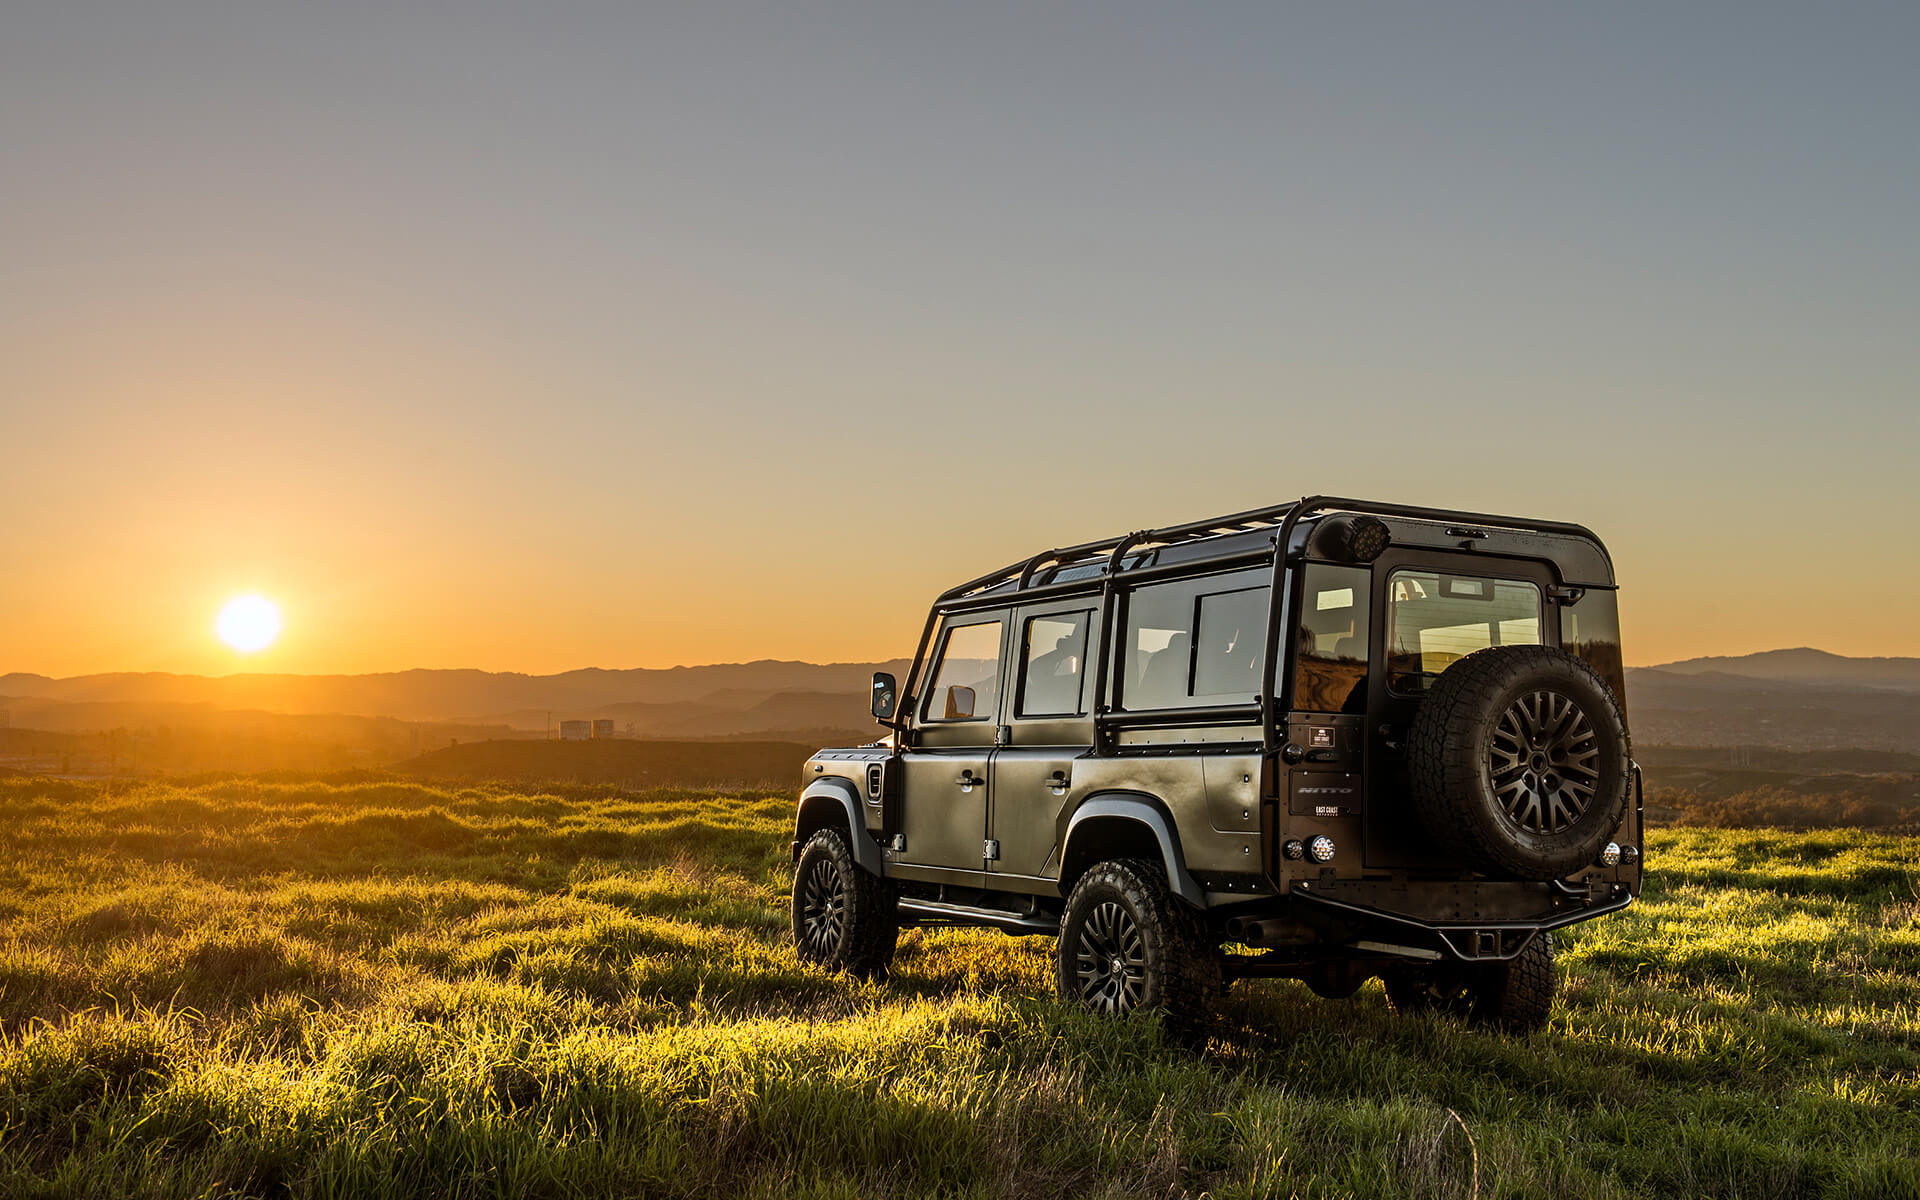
xmin=790 ymin=497 xmax=1640 ymax=1034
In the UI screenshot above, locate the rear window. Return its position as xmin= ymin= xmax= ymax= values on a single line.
xmin=1387 ymin=570 xmax=1541 ymax=694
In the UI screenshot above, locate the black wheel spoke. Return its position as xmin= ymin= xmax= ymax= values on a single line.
xmin=1490 ymin=688 xmax=1600 ymax=835
xmin=1073 ymin=901 xmax=1147 ymax=1014
xmin=799 ymin=857 xmax=845 ymax=955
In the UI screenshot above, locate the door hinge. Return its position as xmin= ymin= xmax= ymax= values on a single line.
xmin=983 ymin=839 xmax=1000 ymax=861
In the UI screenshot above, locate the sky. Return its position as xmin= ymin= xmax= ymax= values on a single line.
xmin=2 ymin=2 xmax=1916 ymax=677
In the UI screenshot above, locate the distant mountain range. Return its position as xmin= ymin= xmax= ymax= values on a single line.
xmin=0 ymin=660 xmax=910 ymax=726
xmin=5 ymin=648 xmax=1919 ymax=755
xmin=1643 ymin=648 xmax=1920 ymax=692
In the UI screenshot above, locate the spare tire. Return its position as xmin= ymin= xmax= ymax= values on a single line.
xmin=1407 ymin=645 xmax=1629 ymax=880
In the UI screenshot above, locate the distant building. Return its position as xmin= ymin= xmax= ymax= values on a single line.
xmin=592 ymin=719 xmax=615 ymax=740
xmin=559 ymin=720 xmax=591 ymax=741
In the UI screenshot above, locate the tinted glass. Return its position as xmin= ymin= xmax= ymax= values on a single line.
xmin=1293 ymin=564 xmax=1371 ymax=713
xmin=1121 ymin=573 xmax=1269 ymax=710
xmin=1562 ymin=590 xmax=1627 ymax=714
xmin=922 ymin=620 xmax=1003 ymax=721
xmin=1018 ymin=612 xmax=1091 ymax=716
xmin=1388 ymin=571 xmax=1540 ymax=693
xmin=1193 ymin=588 xmax=1266 ymax=700
xmin=1124 ymin=585 xmax=1192 ymax=710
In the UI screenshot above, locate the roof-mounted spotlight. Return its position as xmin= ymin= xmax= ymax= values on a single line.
xmin=1312 ymin=514 xmax=1391 ymax=564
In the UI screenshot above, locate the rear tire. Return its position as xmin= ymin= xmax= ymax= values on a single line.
xmin=1056 ymin=859 xmax=1221 ymax=1042
xmin=791 ymin=827 xmax=897 ymax=980
xmin=1384 ymin=935 xmax=1555 ymax=1033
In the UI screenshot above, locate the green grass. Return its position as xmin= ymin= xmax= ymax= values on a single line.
xmin=0 ymin=776 xmax=1915 ymax=1199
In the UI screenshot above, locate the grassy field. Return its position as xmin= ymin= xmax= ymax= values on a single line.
xmin=0 ymin=776 xmax=1915 ymax=1199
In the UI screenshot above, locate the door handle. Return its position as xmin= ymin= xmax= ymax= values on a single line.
xmin=956 ymin=771 xmax=983 ymax=788
xmin=1046 ymin=772 xmax=1070 ymax=794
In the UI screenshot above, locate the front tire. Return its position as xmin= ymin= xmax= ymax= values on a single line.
xmin=791 ymin=827 xmax=897 ymax=980
xmin=1384 ymin=934 xmax=1555 ymax=1033
xmin=1056 ymin=859 xmax=1220 ymax=1041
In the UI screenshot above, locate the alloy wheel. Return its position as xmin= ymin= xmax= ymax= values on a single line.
xmin=1073 ymin=901 xmax=1147 ymax=1013
xmin=1490 ymin=689 xmax=1600 ymax=833
xmin=798 ymin=856 xmax=846 ymax=957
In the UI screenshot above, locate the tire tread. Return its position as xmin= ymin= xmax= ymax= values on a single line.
xmin=1057 ymin=859 xmax=1221 ymax=1042
xmin=791 ymin=827 xmax=898 ymax=980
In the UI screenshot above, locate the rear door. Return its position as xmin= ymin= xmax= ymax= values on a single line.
xmin=989 ymin=600 xmax=1098 ymax=881
xmin=1364 ymin=551 xmax=1558 ymax=869
xmin=894 ymin=614 xmax=1008 ymax=883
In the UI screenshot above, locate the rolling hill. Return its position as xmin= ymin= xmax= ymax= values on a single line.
xmin=1644 ymin=647 xmax=1920 ymax=691
xmin=8 ymin=649 xmax=1920 ymax=757
xmin=0 ymin=660 xmax=911 ymax=724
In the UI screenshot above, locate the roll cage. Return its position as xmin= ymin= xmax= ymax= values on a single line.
xmin=888 ymin=495 xmax=1614 ymax=754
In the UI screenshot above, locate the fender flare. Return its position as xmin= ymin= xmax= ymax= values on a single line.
xmin=795 ymin=777 xmax=885 ymax=876
xmin=1062 ymin=792 xmax=1206 ymax=906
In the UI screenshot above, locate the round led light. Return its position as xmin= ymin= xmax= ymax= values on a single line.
xmin=1620 ymin=844 xmax=1640 ymax=865
xmin=1283 ymin=839 xmax=1306 ymax=861
xmin=1312 ymin=514 xmax=1393 ymax=564
xmin=1598 ymin=842 xmax=1621 ymax=867
xmin=1346 ymin=516 xmax=1391 ymax=562
xmin=1308 ymin=835 xmax=1335 ymax=863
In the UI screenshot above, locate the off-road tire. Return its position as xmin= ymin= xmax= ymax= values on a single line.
xmin=791 ymin=827 xmax=897 ymax=981
xmin=1056 ymin=859 xmax=1221 ymax=1043
xmin=1408 ymin=645 xmax=1630 ymax=880
xmin=1383 ymin=934 xmax=1555 ymax=1033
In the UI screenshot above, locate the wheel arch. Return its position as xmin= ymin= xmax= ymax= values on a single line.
xmin=1059 ymin=792 xmax=1205 ymax=906
xmin=794 ymin=778 xmax=885 ymax=876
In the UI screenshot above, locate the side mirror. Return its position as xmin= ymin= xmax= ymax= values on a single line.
xmin=871 ymin=672 xmax=898 ymax=721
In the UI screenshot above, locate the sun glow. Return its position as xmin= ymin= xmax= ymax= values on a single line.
xmin=216 ymin=594 xmax=282 ymax=653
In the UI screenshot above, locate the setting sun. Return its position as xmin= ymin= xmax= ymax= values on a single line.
xmin=216 ymin=594 xmax=282 ymax=653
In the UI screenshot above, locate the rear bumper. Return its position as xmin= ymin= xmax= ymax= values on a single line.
xmin=1223 ymin=877 xmax=1635 ymax=964
xmin=1286 ymin=879 xmax=1634 ymax=962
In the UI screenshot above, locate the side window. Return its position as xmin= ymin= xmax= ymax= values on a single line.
xmin=1192 ymin=588 xmax=1265 ymax=700
xmin=1124 ymin=584 xmax=1192 ymax=710
xmin=1388 ymin=571 xmax=1541 ymax=694
xmin=1122 ymin=574 xmax=1270 ymax=710
xmin=1562 ymin=589 xmax=1627 ymax=713
xmin=1017 ymin=611 xmax=1091 ymax=717
xmin=921 ymin=619 xmax=1004 ymax=721
xmin=1294 ymin=564 xmax=1372 ymax=713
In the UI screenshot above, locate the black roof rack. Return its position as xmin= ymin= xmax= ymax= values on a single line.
xmin=939 ymin=495 xmax=1603 ymax=607
xmin=893 ymin=497 xmax=1609 ymax=753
